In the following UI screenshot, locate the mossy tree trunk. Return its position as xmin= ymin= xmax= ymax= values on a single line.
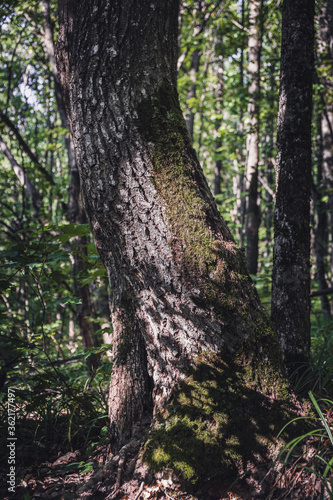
xmin=56 ymin=0 xmax=292 ymax=481
xmin=271 ymin=0 xmax=315 ymax=374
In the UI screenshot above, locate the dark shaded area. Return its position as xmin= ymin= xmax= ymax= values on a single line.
xmin=143 ymin=352 xmax=303 ymax=498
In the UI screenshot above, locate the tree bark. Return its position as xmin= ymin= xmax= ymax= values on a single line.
xmin=271 ymin=0 xmax=314 ymax=373
xmin=244 ymin=0 xmax=262 ymax=275
xmin=236 ymin=0 xmax=246 ymax=247
xmin=56 ymin=0 xmax=292 ymax=485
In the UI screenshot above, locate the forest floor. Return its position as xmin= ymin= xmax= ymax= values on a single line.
xmin=0 ymin=430 xmax=328 ymax=500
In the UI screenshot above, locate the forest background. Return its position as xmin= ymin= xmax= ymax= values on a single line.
xmin=1 ymin=0 xmax=333 ymax=498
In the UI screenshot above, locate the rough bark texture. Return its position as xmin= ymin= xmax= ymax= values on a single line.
xmin=271 ymin=0 xmax=314 ymax=373
xmin=245 ymin=0 xmax=262 ymax=275
xmin=56 ymin=0 xmax=292 ymax=487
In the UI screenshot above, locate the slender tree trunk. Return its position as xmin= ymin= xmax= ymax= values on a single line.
xmin=40 ymin=0 xmax=78 ymax=217
xmin=314 ymin=113 xmax=331 ymax=318
xmin=271 ymin=0 xmax=315 ymax=373
xmin=244 ymin=0 xmax=262 ymax=275
xmin=235 ymin=0 xmax=246 ymax=247
xmin=213 ymin=34 xmax=223 ymax=198
xmin=185 ymin=48 xmax=200 ymax=140
xmin=317 ymin=0 xmax=333 ymax=312
xmin=57 ymin=1 xmax=293 ymax=487
xmin=262 ymin=63 xmax=277 ymax=264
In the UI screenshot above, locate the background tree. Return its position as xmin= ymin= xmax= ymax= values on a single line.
xmin=313 ymin=0 xmax=333 ymax=318
xmin=244 ymin=0 xmax=262 ymax=275
xmin=271 ymin=0 xmax=315 ymax=373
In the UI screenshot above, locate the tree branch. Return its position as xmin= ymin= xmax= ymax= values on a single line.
xmin=310 ymin=288 xmax=333 ymax=297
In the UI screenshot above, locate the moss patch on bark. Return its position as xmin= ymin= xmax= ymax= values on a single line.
xmin=137 ymin=85 xmax=296 ymax=488
xmin=137 ymin=83 xmax=284 ymax=366
xmin=143 ymin=352 xmax=297 ymax=488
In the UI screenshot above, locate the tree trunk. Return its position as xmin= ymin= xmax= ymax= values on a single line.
xmin=57 ymin=0 xmax=294 ymax=487
xmin=317 ymin=0 xmax=333 ymax=313
xmin=213 ymin=35 xmax=223 ymax=198
xmin=185 ymin=48 xmax=200 ymax=141
xmin=236 ymin=0 xmax=246 ymax=247
xmin=271 ymin=0 xmax=314 ymax=373
xmin=314 ymin=113 xmax=331 ymax=319
xmin=244 ymin=0 xmax=262 ymax=275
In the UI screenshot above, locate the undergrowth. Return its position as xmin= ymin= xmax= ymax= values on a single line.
xmin=0 ymin=221 xmax=112 ymax=486
xmin=277 ymin=392 xmax=333 ymax=499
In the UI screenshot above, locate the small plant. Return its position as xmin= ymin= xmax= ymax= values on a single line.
xmin=66 ymin=460 xmax=94 ymax=474
xmin=278 ymin=391 xmax=333 ymax=499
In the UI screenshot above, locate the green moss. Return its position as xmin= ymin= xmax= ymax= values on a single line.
xmin=137 ymin=84 xmax=261 ymax=328
xmin=137 ymin=85 xmax=295 ymax=488
xmin=143 ymin=352 xmax=297 ymax=488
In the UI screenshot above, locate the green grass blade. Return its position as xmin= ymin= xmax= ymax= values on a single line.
xmin=309 ymin=391 xmax=333 ymax=447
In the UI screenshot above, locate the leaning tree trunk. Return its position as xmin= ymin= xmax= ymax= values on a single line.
xmin=56 ymin=0 xmax=295 ymax=487
xmin=271 ymin=0 xmax=314 ymax=373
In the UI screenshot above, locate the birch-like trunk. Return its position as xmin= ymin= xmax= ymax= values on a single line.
xmin=244 ymin=0 xmax=262 ymax=275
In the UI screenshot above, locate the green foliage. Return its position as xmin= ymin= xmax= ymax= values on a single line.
xmin=66 ymin=460 xmax=94 ymax=474
xmin=278 ymin=392 xmax=333 ymax=499
xmin=0 ymin=2 xmax=332 ymax=497
xmin=288 ymin=317 xmax=333 ymax=395
xmin=0 ymin=217 xmax=110 ymax=474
